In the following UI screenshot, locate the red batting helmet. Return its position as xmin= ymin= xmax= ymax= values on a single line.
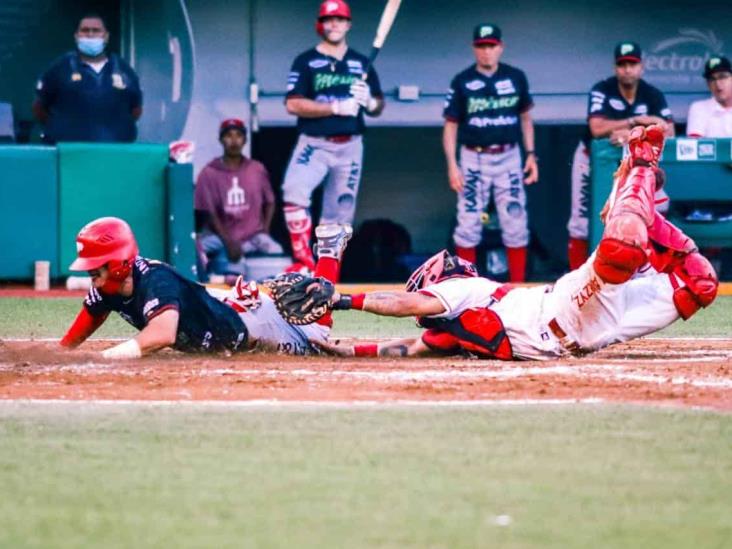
xmin=70 ymin=217 xmax=139 ymax=291
xmin=316 ymin=0 xmax=351 ymax=36
xmin=406 ymin=250 xmax=478 ymax=293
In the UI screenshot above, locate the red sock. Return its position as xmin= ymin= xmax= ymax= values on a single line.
xmin=314 ymin=257 xmax=341 ymax=327
xmin=284 ymin=205 xmax=315 ymax=270
xmin=506 ymin=246 xmax=527 ymax=282
xmin=568 ymin=238 xmax=589 ymax=270
xmin=455 ymin=246 xmax=477 ymax=264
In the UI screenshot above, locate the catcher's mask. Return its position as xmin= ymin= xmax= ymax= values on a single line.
xmin=405 ymin=250 xmax=478 ymax=292
xmin=69 ymin=216 xmax=139 ymax=294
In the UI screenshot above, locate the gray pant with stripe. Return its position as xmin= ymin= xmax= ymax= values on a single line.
xmin=453 ymin=145 xmax=529 ymax=248
xmin=282 ymin=135 xmax=364 ymax=225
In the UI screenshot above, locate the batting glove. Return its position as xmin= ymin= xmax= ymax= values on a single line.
xmin=331 ymin=98 xmax=360 ymax=117
xmin=350 ymin=80 xmax=379 ymax=113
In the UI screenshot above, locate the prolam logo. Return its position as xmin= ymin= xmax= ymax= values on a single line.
xmin=645 ymin=29 xmax=724 ymax=87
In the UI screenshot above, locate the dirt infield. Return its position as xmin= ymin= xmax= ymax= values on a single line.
xmin=1 ymin=338 xmax=730 ymax=411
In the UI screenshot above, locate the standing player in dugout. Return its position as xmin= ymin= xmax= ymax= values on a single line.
xmin=443 ymin=23 xmax=538 ymax=283
xmin=282 ymin=0 xmax=384 ymax=274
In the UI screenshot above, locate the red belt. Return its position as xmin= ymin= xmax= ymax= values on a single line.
xmin=465 ymin=143 xmax=515 ymax=154
xmin=548 ymin=318 xmax=585 ymax=356
xmin=324 ymin=135 xmax=354 ymax=143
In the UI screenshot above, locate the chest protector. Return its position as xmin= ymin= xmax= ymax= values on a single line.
xmin=420 ymin=308 xmax=513 ymax=360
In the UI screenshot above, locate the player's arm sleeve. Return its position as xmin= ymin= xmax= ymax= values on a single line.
xmin=285 ymin=55 xmax=310 ymax=99
xmin=587 ymin=84 xmax=609 ymax=120
xmin=652 ymin=90 xmax=674 ymax=121
xmin=33 ymin=66 xmax=57 ymax=117
xmin=142 ymin=271 xmax=182 ymax=323
xmin=685 ymin=101 xmax=704 ymax=137
xmin=518 ymin=71 xmax=534 ymax=113
xmin=442 ymin=77 xmax=462 ymax=122
xmin=366 ymin=66 xmax=384 ymax=98
xmin=60 ymin=289 xmax=111 ymax=348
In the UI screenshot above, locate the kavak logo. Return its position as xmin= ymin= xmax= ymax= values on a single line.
xmin=646 ymin=28 xmax=725 ymax=88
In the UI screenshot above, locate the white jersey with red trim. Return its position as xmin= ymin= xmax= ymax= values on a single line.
xmin=420 ymin=258 xmax=682 ymax=360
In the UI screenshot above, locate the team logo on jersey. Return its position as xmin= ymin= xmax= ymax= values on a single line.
xmin=467 ymin=96 xmax=519 ymax=114
xmin=111 ymin=73 xmax=126 ymax=89
xmin=633 ymin=104 xmax=648 ymax=115
xmin=609 ymin=98 xmax=625 ymax=111
xmin=313 ymin=73 xmax=356 ymax=92
xmin=465 ymin=79 xmax=486 ymax=91
xmin=309 ymin=59 xmax=330 ymax=69
xmin=494 ymin=79 xmax=516 ymax=95
xmin=143 ymin=298 xmax=160 ymax=317
xmin=227 ymin=177 xmax=247 ymax=208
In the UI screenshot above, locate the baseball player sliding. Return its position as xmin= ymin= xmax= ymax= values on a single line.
xmin=59 ymin=216 xmax=353 ymax=358
xmin=282 ymin=0 xmax=384 ymax=274
xmin=272 ymin=126 xmax=718 ymax=360
xmin=443 ymin=23 xmax=538 ymax=282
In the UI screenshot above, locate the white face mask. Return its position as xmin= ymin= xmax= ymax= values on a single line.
xmin=76 ymin=37 xmax=105 ymax=57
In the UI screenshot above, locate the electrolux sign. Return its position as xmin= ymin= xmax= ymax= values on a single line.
xmin=644 ymin=28 xmax=725 ymax=89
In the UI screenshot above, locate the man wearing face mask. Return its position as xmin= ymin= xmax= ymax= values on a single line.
xmin=32 ymin=13 xmax=142 ymax=144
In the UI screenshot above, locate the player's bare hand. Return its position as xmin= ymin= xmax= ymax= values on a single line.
xmin=447 ymin=164 xmax=464 ymax=193
xmin=309 ymin=338 xmax=353 ymax=357
xmin=609 ymin=128 xmax=630 ymax=147
xmin=523 ymin=154 xmax=539 ymax=185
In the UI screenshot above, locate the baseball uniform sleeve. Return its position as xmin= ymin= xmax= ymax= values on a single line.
xmin=366 ymin=66 xmax=384 ymax=98
xmin=685 ymin=100 xmax=705 ymax=137
xmin=141 ymin=269 xmax=182 ymax=321
xmin=443 ymin=76 xmax=463 ymax=122
xmin=587 ymin=82 xmax=609 ymax=119
xmin=127 ymin=70 xmax=143 ymax=110
xmin=286 ymin=54 xmax=310 ymax=99
xmin=35 ymin=65 xmax=59 ymax=108
xmin=83 ymin=287 xmax=111 ymax=317
xmin=420 ymin=277 xmax=501 ymax=319
xmin=517 ymin=70 xmax=534 ymax=113
xmin=650 ymin=88 xmax=673 ymax=121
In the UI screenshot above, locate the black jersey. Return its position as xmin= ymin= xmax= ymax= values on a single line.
xmin=585 ymin=77 xmax=673 ymax=145
xmin=286 ymin=47 xmax=383 ymax=137
xmin=84 ymin=257 xmax=247 ymax=353
xmin=443 ymin=63 xmax=533 ymax=147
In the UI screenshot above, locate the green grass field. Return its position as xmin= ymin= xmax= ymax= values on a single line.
xmin=1 ymin=295 xmax=732 ymax=339
xmin=0 ymin=403 xmax=730 ymax=549
xmin=1 ymin=297 xmax=731 ymax=548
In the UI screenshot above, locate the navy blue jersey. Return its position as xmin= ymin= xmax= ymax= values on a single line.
xmin=443 ymin=63 xmax=533 ymax=147
xmin=83 ymin=257 xmax=247 ymax=353
xmin=36 ymin=52 xmax=142 ymax=144
xmin=286 ymin=47 xmax=383 ymax=137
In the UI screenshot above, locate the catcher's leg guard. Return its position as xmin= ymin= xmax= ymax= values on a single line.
xmin=670 ymin=252 xmax=718 ymax=320
xmin=648 ymin=212 xmax=698 ymax=273
xmin=284 ymin=204 xmax=315 ymax=270
xmin=628 ymin=124 xmax=665 ymax=167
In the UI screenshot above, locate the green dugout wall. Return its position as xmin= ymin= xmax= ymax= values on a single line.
xmin=0 ymin=144 xmax=195 ymax=280
xmin=590 ymin=138 xmax=732 ymax=250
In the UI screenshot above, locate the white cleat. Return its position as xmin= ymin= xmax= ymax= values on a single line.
xmin=314 ymin=224 xmax=353 ymax=261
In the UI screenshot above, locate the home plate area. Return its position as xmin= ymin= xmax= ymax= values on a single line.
xmin=0 ymin=338 xmax=730 ymax=411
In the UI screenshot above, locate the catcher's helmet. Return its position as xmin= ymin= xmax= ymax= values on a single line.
xmin=316 ymin=0 xmax=351 ymax=36
xmin=406 ymin=250 xmax=478 ymax=293
xmin=70 ymin=217 xmax=139 ymax=291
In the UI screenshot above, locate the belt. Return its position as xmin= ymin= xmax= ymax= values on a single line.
xmin=548 ymin=318 xmax=586 ymax=357
xmin=323 ymin=134 xmax=354 ymax=143
xmin=464 ymin=143 xmax=515 ymax=154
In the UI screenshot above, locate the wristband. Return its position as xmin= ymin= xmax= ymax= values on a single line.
xmin=332 ymin=293 xmax=365 ymax=310
xmin=102 ymin=339 xmax=142 ymax=360
xmin=354 ymin=343 xmax=378 ymax=357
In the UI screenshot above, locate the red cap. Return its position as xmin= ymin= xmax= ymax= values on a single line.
xmin=318 ymin=0 xmax=351 ymax=20
xmin=219 ymin=118 xmax=246 ymax=137
xmin=69 ymin=217 xmax=139 ymax=272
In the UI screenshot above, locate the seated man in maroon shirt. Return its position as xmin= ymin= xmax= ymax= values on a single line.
xmin=195 ymin=118 xmax=283 ymax=282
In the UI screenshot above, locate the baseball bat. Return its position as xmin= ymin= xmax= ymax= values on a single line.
xmin=364 ymin=0 xmax=402 ymax=75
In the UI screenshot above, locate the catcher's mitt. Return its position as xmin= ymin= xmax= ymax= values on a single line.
xmin=264 ymin=273 xmax=335 ymax=325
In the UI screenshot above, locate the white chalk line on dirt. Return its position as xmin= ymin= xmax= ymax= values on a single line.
xmin=3 ymin=362 xmax=731 ymax=389
xmin=0 ymin=398 xmax=606 ymax=408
